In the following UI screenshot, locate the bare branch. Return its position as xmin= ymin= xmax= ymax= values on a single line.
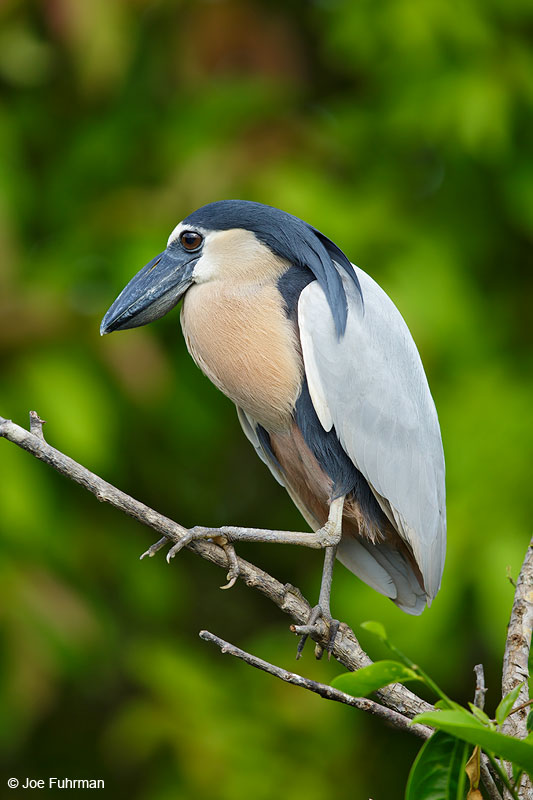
xmin=474 ymin=664 xmax=487 ymax=711
xmin=480 ymin=761 xmax=505 ymax=800
xmin=0 ymin=414 xmax=190 ymax=540
xmin=502 ymin=539 xmax=533 ymax=738
xmin=0 ymin=412 xmax=432 ymax=722
xmin=501 ymin=539 xmax=533 ymax=799
xmin=472 ymin=665 xmax=504 ymax=800
xmin=199 ymin=630 xmax=432 ymax=739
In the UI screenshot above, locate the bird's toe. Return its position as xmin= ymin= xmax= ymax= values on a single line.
xmin=292 ymin=605 xmax=340 ymax=660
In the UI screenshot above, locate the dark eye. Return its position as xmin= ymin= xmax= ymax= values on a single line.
xmin=180 ymin=230 xmax=203 ymax=251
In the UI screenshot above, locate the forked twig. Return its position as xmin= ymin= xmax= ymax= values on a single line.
xmin=199 ymin=630 xmax=432 ymax=739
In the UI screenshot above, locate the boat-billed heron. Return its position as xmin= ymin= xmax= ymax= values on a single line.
xmin=101 ymin=200 xmax=446 ymax=652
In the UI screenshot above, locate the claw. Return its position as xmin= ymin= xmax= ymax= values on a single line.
xmin=164 ymin=529 xmax=194 ymax=562
xmin=140 ymin=536 xmax=168 ymax=559
xmin=220 ymin=571 xmax=238 ymax=590
xmin=215 ymin=536 xmax=240 ymax=590
xmin=296 ymin=630 xmax=309 ymax=660
xmin=166 ymin=538 xmax=187 ymax=562
xmin=140 ymin=532 xmax=192 ymax=561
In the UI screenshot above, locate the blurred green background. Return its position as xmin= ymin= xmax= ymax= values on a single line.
xmin=0 ymin=1 xmax=531 ymax=797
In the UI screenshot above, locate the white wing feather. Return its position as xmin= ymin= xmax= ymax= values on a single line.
xmin=298 ymin=266 xmax=446 ymax=604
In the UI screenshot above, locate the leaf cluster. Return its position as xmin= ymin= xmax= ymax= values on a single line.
xmin=333 ymin=623 xmax=533 ymax=798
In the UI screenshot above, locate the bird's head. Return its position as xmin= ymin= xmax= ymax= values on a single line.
xmin=100 ymin=200 xmax=361 ymax=337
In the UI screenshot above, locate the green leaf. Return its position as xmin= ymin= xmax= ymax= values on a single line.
xmin=526 ymin=711 xmax=533 ymax=733
xmin=496 ymin=683 xmax=524 ymax=725
xmin=468 ymin=703 xmax=493 ymax=727
xmin=405 ymin=731 xmax=468 ymax=800
xmin=361 ymin=620 xmax=387 ymax=641
xmin=332 ymin=661 xmax=420 ymax=697
xmin=360 ymin=623 xmax=456 ymax=708
xmin=413 ymin=710 xmax=533 ymax=776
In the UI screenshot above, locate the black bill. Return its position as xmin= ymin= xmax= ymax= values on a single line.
xmin=100 ymin=249 xmax=198 ymax=335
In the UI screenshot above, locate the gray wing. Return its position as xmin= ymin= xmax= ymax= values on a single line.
xmin=298 ymin=266 xmax=446 ymax=604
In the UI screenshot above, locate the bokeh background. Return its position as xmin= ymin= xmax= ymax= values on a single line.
xmin=0 ymin=1 xmax=531 ymax=798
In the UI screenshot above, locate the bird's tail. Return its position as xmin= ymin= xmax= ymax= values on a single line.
xmin=337 ymin=535 xmax=428 ymax=615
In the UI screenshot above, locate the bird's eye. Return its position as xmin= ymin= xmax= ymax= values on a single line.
xmin=179 ymin=231 xmax=203 ymax=251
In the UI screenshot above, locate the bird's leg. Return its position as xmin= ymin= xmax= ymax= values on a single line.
xmin=293 ymin=495 xmax=345 ymax=659
xmin=161 ymin=509 xmax=345 ymax=558
xmin=293 ymin=547 xmax=339 ymax=660
xmin=143 ymin=497 xmax=345 ymax=640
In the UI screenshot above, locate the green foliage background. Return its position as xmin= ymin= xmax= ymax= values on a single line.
xmin=0 ymin=1 xmax=531 ymax=797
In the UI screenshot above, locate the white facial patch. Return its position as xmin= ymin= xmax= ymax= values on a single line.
xmin=190 ymin=228 xmax=287 ymax=285
xmin=166 ymin=225 xmax=288 ymax=285
xmin=166 ymin=221 xmax=209 ymax=247
xmin=187 ymin=230 xmax=226 ymax=283
xmin=167 ymin=221 xmax=184 ymax=246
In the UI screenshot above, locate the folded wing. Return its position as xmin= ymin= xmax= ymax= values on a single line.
xmin=298 ymin=266 xmax=446 ymax=608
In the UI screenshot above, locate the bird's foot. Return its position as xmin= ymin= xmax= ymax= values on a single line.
xmin=215 ymin=536 xmax=240 ymax=590
xmin=140 ymin=530 xmax=241 ymax=589
xmin=316 ymin=518 xmax=343 ymax=548
xmin=292 ymin=605 xmax=340 ymax=661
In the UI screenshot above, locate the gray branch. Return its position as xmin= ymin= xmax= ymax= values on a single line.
xmin=501 ymin=538 xmax=533 ymax=799
xmin=0 ymin=412 xmax=432 ymax=723
xmin=502 ymin=539 xmax=533 ymax=734
xmin=473 ymin=665 xmax=504 ymax=800
xmin=474 ymin=663 xmax=487 ymax=711
xmin=199 ymin=630 xmax=432 ymax=739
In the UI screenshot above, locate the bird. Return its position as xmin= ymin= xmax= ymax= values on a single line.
xmin=100 ymin=199 xmax=446 ymax=653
